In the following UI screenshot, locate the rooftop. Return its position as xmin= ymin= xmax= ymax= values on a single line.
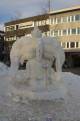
xmin=50 ymin=5 xmax=80 ymax=15
xmin=5 ymin=5 xmax=80 ymax=26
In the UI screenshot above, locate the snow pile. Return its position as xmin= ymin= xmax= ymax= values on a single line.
xmin=0 ymin=62 xmax=9 ymax=75
xmin=0 ymin=70 xmax=80 ymax=101
xmin=0 ymin=70 xmax=80 ymax=120
xmin=62 ymin=72 xmax=80 ymax=101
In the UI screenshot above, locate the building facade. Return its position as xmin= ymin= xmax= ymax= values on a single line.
xmin=4 ymin=6 xmax=80 ymax=67
xmin=0 ymin=31 xmax=4 ymax=62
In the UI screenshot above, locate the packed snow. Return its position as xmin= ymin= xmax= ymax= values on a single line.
xmin=0 ymin=62 xmax=80 ymax=120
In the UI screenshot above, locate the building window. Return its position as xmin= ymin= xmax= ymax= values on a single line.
xmin=54 ymin=18 xmax=57 ymax=24
xmin=6 ymin=27 xmax=9 ymax=31
xmin=68 ymin=16 xmax=71 ymax=22
xmin=67 ymin=16 xmax=75 ymax=22
xmin=71 ymin=15 xmax=74 ymax=22
xmin=54 ymin=30 xmax=58 ymax=36
xmin=50 ymin=18 xmax=54 ymax=24
xmin=38 ymin=21 xmax=42 ymax=26
xmin=63 ymin=29 xmax=67 ymax=35
xmin=57 ymin=18 xmax=61 ymax=24
xmin=46 ymin=19 xmax=50 ymax=24
xmin=6 ymin=36 xmax=16 ymax=41
xmin=67 ymin=42 xmax=69 ymax=48
xmin=6 ymin=26 xmax=15 ymax=31
xmin=10 ymin=26 xmax=14 ymax=31
xmin=70 ymin=42 xmax=75 ymax=48
xmin=76 ymin=42 xmax=79 ymax=48
xmin=72 ymin=28 xmax=76 ymax=35
xmin=16 ymin=25 xmax=19 ymax=30
xmin=62 ymin=17 xmax=67 ymax=23
xmin=77 ymin=28 xmax=80 ymax=34
xmin=68 ymin=29 xmax=71 ymax=35
xmin=42 ymin=20 xmax=46 ymax=25
xmin=34 ymin=21 xmax=38 ymax=26
xmin=75 ymin=15 xmax=80 ymax=21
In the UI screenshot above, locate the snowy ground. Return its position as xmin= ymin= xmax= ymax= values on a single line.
xmin=0 ymin=64 xmax=80 ymax=120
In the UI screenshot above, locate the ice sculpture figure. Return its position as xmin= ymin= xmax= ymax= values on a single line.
xmin=9 ymin=26 xmax=66 ymax=101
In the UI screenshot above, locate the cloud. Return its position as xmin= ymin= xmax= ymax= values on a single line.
xmin=0 ymin=0 xmax=80 ymax=24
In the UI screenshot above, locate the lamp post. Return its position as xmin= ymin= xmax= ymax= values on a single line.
xmin=48 ymin=0 xmax=51 ymax=12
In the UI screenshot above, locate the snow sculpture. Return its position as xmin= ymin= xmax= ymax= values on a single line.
xmin=10 ymin=27 xmax=65 ymax=76
xmin=10 ymin=27 xmax=66 ymax=100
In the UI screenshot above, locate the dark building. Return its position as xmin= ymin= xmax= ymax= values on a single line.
xmin=0 ymin=31 xmax=4 ymax=62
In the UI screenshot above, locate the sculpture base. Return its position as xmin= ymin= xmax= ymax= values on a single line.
xmin=10 ymin=87 xmax=66 ymax=102
xmin=9 ymin=72 xmax=67 ymax=102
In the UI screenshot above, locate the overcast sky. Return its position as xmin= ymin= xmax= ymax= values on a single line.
xmin=0 ymin=0 xmax=80 ymax=30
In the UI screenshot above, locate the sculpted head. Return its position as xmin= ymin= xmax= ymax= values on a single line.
xmin=31 ymin=26 xmax=42 ymax=38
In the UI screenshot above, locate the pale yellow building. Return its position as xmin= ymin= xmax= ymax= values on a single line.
xmin=4 ymin=6 xmax=80 ymax=67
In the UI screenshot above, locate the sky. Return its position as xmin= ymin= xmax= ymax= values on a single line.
xmin=0 ymin=0 xmax=80 ymax=30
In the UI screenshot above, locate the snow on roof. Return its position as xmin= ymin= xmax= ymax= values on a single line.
xmin=50 ymin=5 xmax=80 ymax=15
